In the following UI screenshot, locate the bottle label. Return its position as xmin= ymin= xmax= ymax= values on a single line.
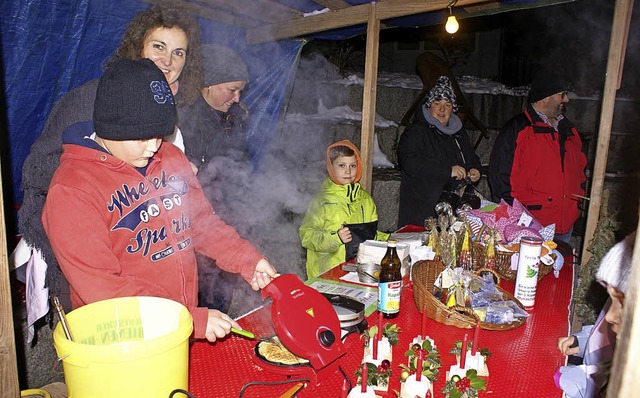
xmin=378 ymin=281 xmax=402 ymax=314
xmin=514 ymin=237 xmax=543 ymax=308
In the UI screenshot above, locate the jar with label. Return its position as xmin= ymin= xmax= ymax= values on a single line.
xmin=378 ymin=239 xmax=402 ymax=318
xmin=514 ymin=236 xmax=543 ymax=309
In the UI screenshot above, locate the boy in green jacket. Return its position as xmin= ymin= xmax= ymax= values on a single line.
xmin=300 ymin=140 xmax=389 ymax=279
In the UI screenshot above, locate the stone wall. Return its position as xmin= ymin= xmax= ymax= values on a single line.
xmin=289 ymin=75 xmax=640 ymax=235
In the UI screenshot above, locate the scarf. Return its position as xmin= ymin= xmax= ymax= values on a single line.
xmin=422 ymin=105 xmax=463 ymax=136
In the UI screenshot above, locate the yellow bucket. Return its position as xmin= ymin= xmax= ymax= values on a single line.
xmin=53 ymin=296 xmax=193 ymax=398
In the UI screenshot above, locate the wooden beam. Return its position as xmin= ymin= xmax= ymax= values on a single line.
xmin=462 ymin=0 xmax=575 ymax=17
xmin=602 ymin=2 xmax=638 ymax=393
xmin=313 ymin=0 xmax=351 ymax=10
xmin=142 ymin=0 xmax=261 ymax=29
xmin=581 ymin=0 xmax=633 ymax=265
xmin=196 ymin=0 xmax=302 ymax=23
xmin=246 ymin=0 xmax=492 ymax=44
xmin=359 ymin=4 xmax=380 ymax=193
xmin=0 ymin=162 xmax=19 ymax=397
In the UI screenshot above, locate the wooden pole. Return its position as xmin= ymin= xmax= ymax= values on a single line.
xmin=359 ymin=3 xmax=380 ymax=192
xmin=581 ymin=0 xmax=634 ymax=265
xmin=0 ymin=161 xmax=20 ymax=397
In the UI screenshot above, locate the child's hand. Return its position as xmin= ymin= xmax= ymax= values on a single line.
xmin=557 ymin=335 xmax=579 ymax=356
xmin=205 ymin=309 xmax=240 ymax=342
xmin=338 ymin=225 xmax=352 ymax=243
xmin=250 ymin=258 xmax=279 ymax=291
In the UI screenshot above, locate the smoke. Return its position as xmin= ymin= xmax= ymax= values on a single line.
xmin=196 ymin=51 xmax=347 ymax=317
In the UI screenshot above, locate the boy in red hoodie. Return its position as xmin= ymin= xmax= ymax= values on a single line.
xmin=43 ymin=59 xmax=277 ymax=342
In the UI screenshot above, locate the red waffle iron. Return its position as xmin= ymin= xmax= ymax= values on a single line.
xmin=254 ymin=274 xmax=346 ymax=385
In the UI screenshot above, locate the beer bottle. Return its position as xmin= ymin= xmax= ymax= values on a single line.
xmin=378 ymin=239 xmax=402 ymax=318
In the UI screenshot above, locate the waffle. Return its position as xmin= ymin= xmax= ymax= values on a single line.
xmin=257 ymin=337 xmax=309 ymax=366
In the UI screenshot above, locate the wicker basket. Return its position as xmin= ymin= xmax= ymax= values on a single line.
xmin=471 ymin=242 xmax=554 ymax=282
xmin=411 ymin=260 xmax=527 ymax=330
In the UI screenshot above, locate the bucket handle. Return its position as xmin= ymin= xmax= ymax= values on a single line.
xmin=51 ymin=353 xmax=69 ymax=374
xmin=20 ymin=389 xmax=52 ymax=398
xmin=169 ymin=389 xmax=197 ymax=398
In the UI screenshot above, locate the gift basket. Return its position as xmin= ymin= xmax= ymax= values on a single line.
xmin=459 ymin=198 xmax=557 ymax=282
xmin=411 ymin=259 xmax=528 ymax=331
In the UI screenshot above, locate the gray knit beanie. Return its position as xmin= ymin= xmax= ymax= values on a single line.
xmin=94 ymin=59 xmax=177 ymax=140
xmin=423 ymin=76 xmax=458 ymax=112
xmin=202 ymin=44 xmax=249 ymax=87
xmin=596 ymin=232 xmax=636 ymax=294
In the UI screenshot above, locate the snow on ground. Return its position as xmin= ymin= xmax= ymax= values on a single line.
xmin=284 ymin=98 xmax=398 ymax=127
xmin=338 ymin=72 xmax=530 ymax=96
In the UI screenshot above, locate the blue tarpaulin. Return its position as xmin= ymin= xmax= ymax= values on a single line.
xmin=2 ymin=1 xmax=303 ymax=214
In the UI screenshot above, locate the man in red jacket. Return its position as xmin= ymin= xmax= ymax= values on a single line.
xmin=43 ymin=59 xmax=278 ymax=342
xmin=488 ymin=70 xmax=587 ymax=244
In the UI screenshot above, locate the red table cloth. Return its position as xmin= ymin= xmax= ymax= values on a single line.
xmin=187 ymin=255 xmax=573 ymax=398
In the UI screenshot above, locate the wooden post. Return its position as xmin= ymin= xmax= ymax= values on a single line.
xmin=581 ymin=0 xmax=634 ymax=265
xmin=359 ymin=3 xmax=380 ymax=192
xmin=0 ymin=162 xmax=20 ymax=397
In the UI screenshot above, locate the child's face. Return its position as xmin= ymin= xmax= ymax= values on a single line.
xmin=605 ymin=286 xmax=625 ymax=335
xmin=331 ymin=155 xmax=358 ymax=185
xmin=104 ymin=138 xmax=163 ymax=168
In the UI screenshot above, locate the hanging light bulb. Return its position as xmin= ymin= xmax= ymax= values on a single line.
xmin=445 ymin=14 xmax=459 ymax=34
xmin=445 ymin=1 xmax=459 ymax=34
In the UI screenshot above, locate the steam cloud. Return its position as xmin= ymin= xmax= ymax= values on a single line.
xmin=197 ymin=53 xmax=346 ymax=317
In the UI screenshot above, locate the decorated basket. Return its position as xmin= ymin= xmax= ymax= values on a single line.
xmin=411 ymin=260 xmax=527 ymax=331
xmin=471 ymin=242 xmax=554 ymax=282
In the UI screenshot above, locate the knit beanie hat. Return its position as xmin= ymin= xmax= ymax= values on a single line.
xmin=202 ymin=44 xmax=249 ymax=87
xmin=94 ymin=58 xmax=177 ymax=140
xmin=424 ymin=76 xmax=458 ymax=113
xmin=596 ymin=232 xmax=636 ymax=294
xmin=326 ymin=139 xmax=362 ymax=185
xmin=529 ymin=70 xmax=569 ymax=103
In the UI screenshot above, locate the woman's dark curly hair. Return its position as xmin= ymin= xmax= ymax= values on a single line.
xmin=106 ymin=6 xmax=203 ymax=106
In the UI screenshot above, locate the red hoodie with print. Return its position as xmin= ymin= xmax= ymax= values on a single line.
xmin=43 ymin=140 xmax=263 ymax=339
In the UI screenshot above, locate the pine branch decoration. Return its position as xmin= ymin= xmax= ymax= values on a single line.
xmin=574 ymin=190 xmax=619 ymax=325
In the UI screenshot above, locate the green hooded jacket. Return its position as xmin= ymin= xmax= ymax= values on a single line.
xmin=300 ymin=140 xmax=389 ymax=279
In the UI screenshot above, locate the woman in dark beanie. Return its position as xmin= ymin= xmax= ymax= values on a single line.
xmin=179 ymin=43 xmax=250 ymax=171
xmin=397 ymin=75 xmax=481 ymax=227
xmin=19 ymin=6 xmax=203 ymax=304
xmin=178 ymin=44 xmax=252 ymax=312
xmin=555 ymin=232 xmax=636 ymax=397
xmin=42 ymin=59 xmax=277 ymax=343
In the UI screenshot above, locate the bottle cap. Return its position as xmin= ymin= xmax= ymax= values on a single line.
xmin=387 ymin=239 xmax=397 ymax=246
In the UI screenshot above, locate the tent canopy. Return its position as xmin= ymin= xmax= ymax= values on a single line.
xmin=2 ymin=0 xmax=573 ymax=208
